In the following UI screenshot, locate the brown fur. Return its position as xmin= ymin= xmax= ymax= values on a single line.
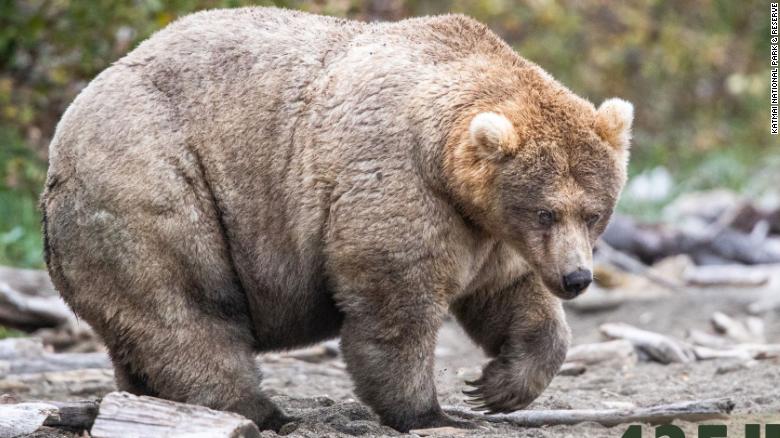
xmin=40 ymin=7 xmax=632 ymax=431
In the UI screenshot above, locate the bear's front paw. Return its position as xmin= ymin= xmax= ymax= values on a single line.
xmin=462 ymin=356 xmax=555 ymax=414
xmin=384 ymin=408 xmax=478 ymax=432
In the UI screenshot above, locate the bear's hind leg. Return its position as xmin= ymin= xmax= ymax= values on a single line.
xmin=43 ymin=186 xmax=293 ymax=431
xmin=112 ymin=361 xmax=157 ymax=397
xmin=90 ymin=271 xmax=293 ymax=431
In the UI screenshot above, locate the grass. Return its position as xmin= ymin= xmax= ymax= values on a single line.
xmin=0 ymin=126 xmax=46 ymax=269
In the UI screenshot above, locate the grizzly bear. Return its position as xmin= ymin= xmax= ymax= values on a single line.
xmin=41 ymin=7 xmax=633 ymax=432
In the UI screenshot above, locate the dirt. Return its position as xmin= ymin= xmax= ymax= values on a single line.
xmin=252 ymin=284 xmax=780 ymax=437
xmin=12 ymin=284 xmax=780 ymax=437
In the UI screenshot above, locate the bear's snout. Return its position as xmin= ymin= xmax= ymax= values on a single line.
xmin=561 ymin=269 xmax=592 ymax=296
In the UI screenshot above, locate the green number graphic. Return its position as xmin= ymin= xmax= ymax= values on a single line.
xmin=622 ymin=425 xmax=642 ymax=438
xmin=656 ymin=424 xmax=685 ymax=438
xmin=698 ymin=425 xmax=726 ymax=438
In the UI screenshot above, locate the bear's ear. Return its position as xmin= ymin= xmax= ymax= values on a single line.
xmin=469 ymin=112 xmax=519 ymax=157
xmin=594 ymin=98 xmax=634 ymax=151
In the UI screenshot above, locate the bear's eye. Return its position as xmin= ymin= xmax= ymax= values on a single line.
xmin=585 ymin=213 xmax=601 ymax=227
xmin=537 ymin=210 xmax=555 ymax=227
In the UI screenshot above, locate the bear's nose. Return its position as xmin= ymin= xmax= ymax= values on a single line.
xmin=562 ymin=269 xmax=592 ymax=295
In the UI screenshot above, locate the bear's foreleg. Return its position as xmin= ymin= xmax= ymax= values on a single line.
xmin=451 ymin=274 xmax=570 ymax=413
xmin=339 ymin=296 xmax=474 ymax=431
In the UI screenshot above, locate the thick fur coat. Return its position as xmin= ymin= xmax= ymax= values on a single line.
xmin=41 ymin=7 xmax=633 ymax=431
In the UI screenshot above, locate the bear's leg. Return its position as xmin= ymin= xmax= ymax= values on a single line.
xmin=43 ymin=196 xmax=292 ymax=431
xmin=112 ymin=361 xmax=157 ymax=396
xmin=96 ymin=283 xmax=293 ymax=431
xmin=339 ymin=301 xmax=472 ymax=432
xmin=451 ymin=274 xmax=570 ymax=413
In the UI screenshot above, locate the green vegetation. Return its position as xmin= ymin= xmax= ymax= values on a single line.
xmin=0 ymin=0 xmax=776 ymax=268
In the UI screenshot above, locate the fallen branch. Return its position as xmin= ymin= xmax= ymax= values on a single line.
xmin=602 ymin=213 xmax=780 ymax=266
xmin=711 ymin=312 xmax=764 ymax=343
xmin=595 ymin=241 xmax=683 ymax=292
xmin=0 ymin=267 xmax=57 ymax=297
xmin=684 ymin=265 xmax=769 ymax=288
xmin=687 ymin=329 xmax=731 ymax=349
xmin=600 ymin=323 xmax=695 ymax=364
xmin=566 ymin=340 xmax=637 ymax=367
xmin=91 ymin=392 xmax=261 ymax=438
xmin=692 ymin=346 xmax=753 ymax=361
xmin=445 ymin=398 xmax=734 ymax=428
xmin=557 ymin=362 xmax=587 ymax=376
xmin=0 ymin=281 xmax=74 ymax=331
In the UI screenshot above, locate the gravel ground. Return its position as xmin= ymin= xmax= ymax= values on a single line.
xmin=258 ymin=285 xmax=780 ymax=437
xmin=9 ymin=283 xmax=780 ymax=437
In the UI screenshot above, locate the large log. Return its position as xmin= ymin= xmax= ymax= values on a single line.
xmin=0 ymin=400 xmax=99 ymax=437
xmin=445 ymin=398 xmax=734 ymax=428
xmin=0 ymin=338 xmax=110 ymax=377
xmin=0 ymin=352 xmax=111 ymax=377
xmin=90 ymin=392 xmax=261 ymax=438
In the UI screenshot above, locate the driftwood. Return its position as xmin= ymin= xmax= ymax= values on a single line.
xmin=44 ymin=399 xmax=100 ymax=429
xmin=600 ymin=323 xmax=696 ymax=364
xmin=0 ymin=282 xmax=74 ymax=331
xmin=0 ymin=338 xmax=47 ymax=359
xmin=0 ymin=402 xmax=59 ymax=438
xmin=566 ymin=339 xmax=637 ymax=367
xmin=409 ymin=426 xmax=470 ymax=436
xmin=564 ymin=287 xmax=626 ymax=313
xmin=711 ymin=312 xmax=764 ymax=343
xmin=683 ymin=264 xmax=770 ymax=287
xmin=693 ymin=343 xmax=780 ymax=361
xmin=0 ymin=338 xmax=110 ymax=377
xmin=90 ymin=392 xmax=261 ymax=438
xmin=687 ymin=329 xmax=731 ymax=349
xmin=558 ymin=361 xmax=587 ymax=376
xmin=0 ymin=369 xmax=115 ymax=399
xmin=0 ymin=268 xmax=97 ymax=351
xmin=0 ymin=267 xmax=57 ymax=298
xmin=445 ymin=398 xmax=734 ymax=428
xmin=602 ymin=214 xmax=780 ymax=266
xmin=693 ymin=346 xmax=754 ymax=361
xmin=0 ymin=352 xmax=111 ymax=377
xmin=595 ymin=241 xmax=683 ymax=292
xmin=0 ymin=399 xmax=100 ymax=437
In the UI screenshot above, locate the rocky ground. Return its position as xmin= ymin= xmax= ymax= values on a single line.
xmin=5 ymin=275 xmax=780 ymax=438
xmin=258 ymin=284 xmax=780 ymax=437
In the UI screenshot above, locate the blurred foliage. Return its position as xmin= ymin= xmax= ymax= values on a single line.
xmin=0 ymin=0 xmax=776 ymax=267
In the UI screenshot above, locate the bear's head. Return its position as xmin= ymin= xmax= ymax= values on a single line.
xmin=446 ymin=75 xmax=633 ymax=300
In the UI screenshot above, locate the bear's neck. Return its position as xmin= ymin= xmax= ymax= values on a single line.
xmin=406 ymin=75 xmax=499 ymax=232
